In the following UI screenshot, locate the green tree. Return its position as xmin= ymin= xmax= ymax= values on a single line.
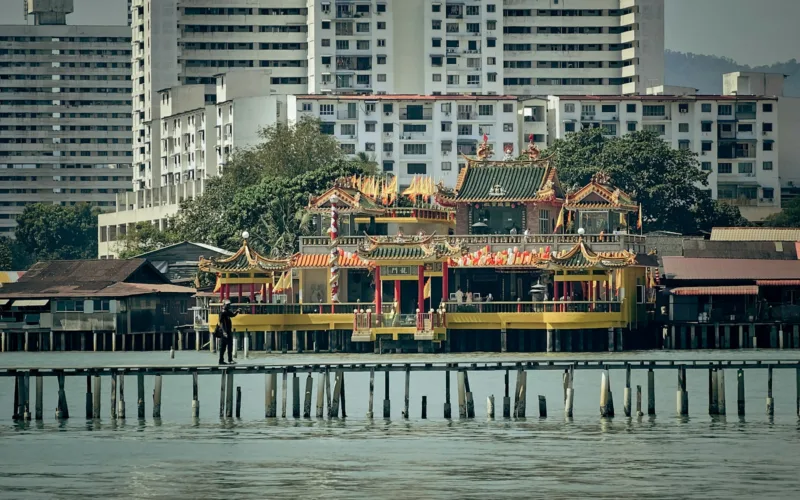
xmin=762 ymin=197 xmax=800 ymax=227
xmin=0 ymin=237 xmax=12 ymax=270
xmin=114 ymin=222 xmax=181 ymax=259
xmin=546 ymin=128 xmax=747 ymax=233
xmin=14 ymin=203 xmax=98 ymax=262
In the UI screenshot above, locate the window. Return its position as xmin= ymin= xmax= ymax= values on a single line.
xmin=626 ymin=103 xmax=636 ymax=113
xmin=503 ymin=123 xmax=513 ymax=132
xmin=701 ymin=162 xmax=712 ymax=171
xmin=478 ymin=104 xmax=494 ymax=116
xmin=377 ymin=56 xmax=386 ymax=64
xmin=718 ymin=105 xmax=732 ymax=116
xmin=678 ymin=140 xmax=690 ymax=151
xmin=365 ymin=143 xmax=376 ymax=152
xmin=377 ymin=22 xmax=386 ymax=30
xmin=718 ymin=163 xmax=732 ymax=174
xmin=487 ymin=4 xmax=495 ymax=12
xmin=486 ymin=20 xmax=496 ymax=30
xmin=642 ymin=105 xmax=665 ymax=116
xmin=581 ymin=104 xmax=596 ymax=116
xmin=702 ymin=141 xmax=713 ymax=152
xmin=383 ymin=123 xmax=393 ymax=132
xmin=678 ymin=103 xmax=689 ymax=113
xmin=382 ymin=161 xmax=393 ymax=172
xmin=432 ymin=74 xmax=442 ymax=82
xmin=432 ymin=4 xmax=441 ymax=12
xmin=432 ymin=20 xmax=441 ymax=30
xmin=642 ymin=124 xmax=665 ymax=135
xmin=441 ymin=122 xmax=452 ymax=132
xmin=365 ymin=122 xmax=376 ymax=132
xmin=407 ymin=163 xmax=427 ymax=175
xmin=403 ymin=144 xmax=427 ymax=155
xmin=340 ymin=124 xmax=355 ymax=136
xmin=763 ymin=123 xmax=773 ymax=132
xmin=602 ymin=124 xmax=617 ymax=135
xmin=487 ymin=57 xmax=496 ymax=66
xmin=487 ymin=38 xmax=496 ymax=48
xmin=627 ymin=122 xmax=636 ymax=132
xmin=737 ymin=123 xmax=753 ymax=132
xmin=383 ymin=104 xmax=393 ymax=113
xmin=764 ymin=141 xmax=773 ymax=151
xmin=763 ymin=187 xmax=774 ymax=199
xmin=93 ymin=300 xmax=111 ymax=312
xmin=432 ymin=38 xmax=442 ymax=48
xmin=320 ymin=122 xmax=334 ymax=135
xmin=601 ymin=104 xmax=617 ymax=113
xmin=565 ymin=122 xmax=575 ymax=132
xmin=564 ymin=103 xmax=575 ymax=113
xmin=441 ymin=161 xmax=452 ymax=171
xmin=383 ymin=142 xmax=393 ymax=152
xmin=701 ymin=103 xmax=712 ymax=113
xmin=701 ymin=122 xmax=713 ymax=132
xmin=679 ymin=123 xmax=689 ymax=133
xmin=457 ymin=124 xmax=472 ymax=135
xmin=738 ymin=162 xmax=753 ymax=174
xmin=377 ymin=39 xmax=386 ymax=47
xmin=763 ymin=161 xmax=773 ymax=171
xmin=503 ymin=103 xmax=513 ymax=113
xmin=763 ymin=103 xmax=773 ymax=112
xmin=321 ymin=39 xmax=330 ymax=47
xmin=320 ymin=104 xmax=334 ymax=116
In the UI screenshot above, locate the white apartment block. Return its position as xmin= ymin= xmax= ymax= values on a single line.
xmin=98 ymin=71 xmax=286 ymax=258
xmin=0 ymin=1 xmax=133 ymax=238
xmin=547 ymin=93 xmax=781 ymax=221
xmin=289 ymin=95 xmax=524 ymax=187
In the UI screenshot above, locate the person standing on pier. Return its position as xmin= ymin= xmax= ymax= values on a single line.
xmin=218 ymin=301 xmax=240 ymax=365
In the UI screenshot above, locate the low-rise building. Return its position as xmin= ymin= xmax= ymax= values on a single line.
xmin=547 ymin=93 xmax=781 ymax=221
xmin=0 ymin=259 xmax=195 ymax=351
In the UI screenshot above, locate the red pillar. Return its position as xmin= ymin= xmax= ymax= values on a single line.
xmin=237 ymin=284 xmax=243 ymax=303
xmin=250 ymin=282 xmax=255 ymax=313
xmin=394 ymin=280 xmax=401 ymax=313
xmin=267 ymin=282 xmax=273 ymax=304
xmin=225 ymin=284 xmax=231 ymax=301
xmin=417 ymin=265 xmax=425 ymax=313
xmin=219 ymin=279 xmax=224 ymax=302
xmin=442 ymin=261 xmax=449 ymax=306
xmin=374 ymin=266 xmax=382 ymax=313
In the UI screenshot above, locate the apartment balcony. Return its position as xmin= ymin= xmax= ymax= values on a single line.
xmin=400 ymin=110 xmax=433 ymax=121
xmin=337 ymin=110 xmax=359 ymax=120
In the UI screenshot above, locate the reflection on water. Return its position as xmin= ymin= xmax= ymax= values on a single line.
xmin=0 ymin=352 xmax=799 ymax=499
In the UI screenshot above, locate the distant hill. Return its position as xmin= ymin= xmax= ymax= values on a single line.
xmin=665 ymin=50 xmax=800 ymax=96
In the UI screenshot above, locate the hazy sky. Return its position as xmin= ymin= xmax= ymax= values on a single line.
xmin=0 ymin=0 xmax=798 ymax=66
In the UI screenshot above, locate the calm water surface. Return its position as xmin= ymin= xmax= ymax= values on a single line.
xmin=1 ymin=350 xmax=799 ymax=499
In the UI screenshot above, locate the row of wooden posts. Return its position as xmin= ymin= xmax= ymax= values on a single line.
xmin=8 ymin=364 xmax=800 ymax=422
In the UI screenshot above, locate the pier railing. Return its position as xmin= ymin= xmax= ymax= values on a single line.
xmin=445 ymin=301 xmax=621 ymax=313
xmin=209 ymin=302 xmax=363 ymax=315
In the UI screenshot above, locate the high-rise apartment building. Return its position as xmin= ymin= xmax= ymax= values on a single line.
xmin=0 ymin=0 xmax=133 ymax=237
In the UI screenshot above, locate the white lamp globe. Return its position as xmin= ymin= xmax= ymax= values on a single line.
xmin=577 ymin=227 xmax=586 ymax=236
xmin=242 ymin=230 xmax=250 ymax=240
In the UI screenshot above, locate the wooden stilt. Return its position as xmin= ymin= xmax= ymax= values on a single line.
xmin=565 ymin=366 xmax=574 ymax=418
xmin=383 ymin=370 xmax=390 ymax=418
xmin=366 ymin=368 xmax=374 ymax=418
xmin=235 ymin=386 xmax=242 ymax=418
xmin=766 ymin=366 xmax=774 ymax=416
xmin=403 ymin=366 xmax=410 ymax=419
xmin=219 ymin=371 xmax=226 ymax=418
xmin=118 ymin=372 xmax=125 ymax=419
xmin=464 ymin=371 xmax=475 ymax=418
xmin=137 ymin=372 xmax=145 ymax=419
xmin=153 ymin=374 xmax=162 ymax=418
xmin=503 ymin=369 xmax=511 ymax=418
xmin=292 ymin=374 xmax=300 ymax=418
xmin=330 ymin=371 xmax=342 ymax=418
xmin=35 ymin=375 xmax=43 ymax=421
xmin=737 ymin=368 xmax=745 ymax=416
xmin=85 ymin=375 xmax=93 ymax=419
xmin=110 ymin=372 xmax=117 ymax=419
xmin=636 ymin=385 xmax=643 ymax=416
xmin=281 ymin=370 xmax=288 ymax=418
xmin=538 ymin=395 xmax=547 ymax=418
xmin=303 ymin=373 xmax=313 ymax=418
xmin=422 ymin=395 xmax=428 ymax=419
xmin=623 ymin=364 xmax=632 ymax=417
xmin=315 ymin=372 xmax=324 ymax=418
xmin=717 ymin=368 xmax=726 ymax=415
xmin=225 ymin=369 xmax=234 ymax=418
xmin=647 ymin=368 xmax=656 ymax=415
xmin=192 ymin=371 xmax=199 ymax=418
xmin=457 ymin=370 xmax=466 ymax=418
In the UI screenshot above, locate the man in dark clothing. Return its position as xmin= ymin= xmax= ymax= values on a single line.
xmin=218 ymin=301 xmax=240 ymax=365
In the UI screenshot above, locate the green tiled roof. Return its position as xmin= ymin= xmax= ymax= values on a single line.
xmin=360 ymin=245 xmax=429 ymax=260
xmin=455 ymin=165 xmax=548 ymax=202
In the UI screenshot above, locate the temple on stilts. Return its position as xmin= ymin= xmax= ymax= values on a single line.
xmin=201 ymin=137 xmax=657 ymax=353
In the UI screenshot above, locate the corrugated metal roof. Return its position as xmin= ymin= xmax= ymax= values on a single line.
xmin=670 ymin=286 xmax=758 ymax=296
xmin=291 ymin=254 xmax=368 ymax=268
xmin=662 ymin=257 xmax=800 ymax=281
xmin=756 ymin=280 xmax=800 ymax=286
xmin=710 ymin=228 xmax=800 ymax=241
xmin=683 ymin=240 xmax=799 ymax=260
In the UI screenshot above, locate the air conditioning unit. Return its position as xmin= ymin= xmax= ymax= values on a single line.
xmin=680 ymin=109 xmax=688 ymax=114
xmin=384 ymin=152 xmax=392 ymax=157
xmin=385 ymin=112 xmax=391 ymax=116
xmin=763 ymin=131 xmax=768 ymax=135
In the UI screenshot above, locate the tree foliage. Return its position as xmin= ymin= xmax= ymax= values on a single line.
xmin=115 ymin=222 xmax=181 ymax=259
xmin=172 ymin=117 xmax=375 ymax=253
xmin=546 ymin=128 xmax=748 ymax=233
xmin=14 ymin=203 xmax=98 ymax=263
xmin=762 ymin=197 xmax=800 ymax=227
xmin=0 ymin=237 xmax=12 ymax=271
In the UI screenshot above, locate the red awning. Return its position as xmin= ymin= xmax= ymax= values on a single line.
xmin=671 ymin=286 xmax=758 ymax=296
xmin=756 ymin=280 xmax=800 ymax=286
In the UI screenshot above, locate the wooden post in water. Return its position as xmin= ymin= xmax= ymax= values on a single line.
xmin=315 ymin=372 xmax=324 ymax=418
xmin=265 ymin=372 xmax=276 ymax=418
xmin=422 ymin=395 xmax=428 ymax=419
xmin=709 ymin=369 xmax=719 ymax=415
xmin=118 ymin=372 xmax=125 ymax=419
xmin=486 ymin=395 xmax=494 ymax=419
xmin=35 ymin=375 xmax=43 ymax=421
xmin=538 ymin=395 xmax=547 ymax=418
xmin=340 ymin=371 xmax=347 ymax=418
xmin=444 ymin=369 xmax=452 ymax=419
xmin=565 ymin=366 xmax=574 ymax=418
xmin=766 ymin=366 xmax=774 ymax=416
xmin=796 ymin=368 xmax=800 ymax=418
xmin=85 ymin=375 xmax=93 ymax=419
xmin=464 ymin=371 xmax=475 ymax=418
xmin=330 ymin=371 xmax=342 ymax=418
xmin=292 ymin=374 xmax=301 ymax=418
xmin=623 ymin=364 xmax=632 ymax=417
xmin=56 ymin=373 xmax=69 ymax=419
xmin=153 ymin=374 xmax=162 ymax=419
xmin=457 ymin=371 xmax=466 ymax=418
xmin=219 ymin=371 xmax=226 ymax=418
xmin=503 ymin=370 xmax=511 ymax=418
xmin=636 ymin=385 xmax=643 ymax=416
xmin=192 ymin=371 xmax=199 ymax=418
xmin=367 ymin=369 xmax=374 ymax=419
xmin=225 ymin=369 xmax=234 ymax=419
xmin=281 ymin=370 xmax=288 ymax=419
xmin=137 ymin=373 xmax=145 ymax=419
xmin=514 ymin=369 xmax=527 ymax=418
xmin=647 ymin=368 xmax=656 ymax=415
xmin=677 ymin=366 xmax=688 ymax=416
xmin=324 ymin=369 xmax=332 ymax=418
xmin=717 ymin=368 xmax=726 ymax=415
xmin=737 ymin=368 xmax=745 ymax=416
xmin=22 ymin=373 xmax=30 ymax=420
xmin=382 ymin=370 xmax=390 ymax=418
xmin=403 ymin=366 xmax=410 ymax=419
xmin=600 ymin=370 xmax=611 ymax=417
xmin=92 ymin=375 xmax=101 ymax=419
xmin=12 ymin=374 xmax=19 ymax=420
xmin=235 ymin=386 xmax=242 ymax=418
xmin=303 ymin=373 xmax=313 ymax=418
xmin=110 ymin=371 xmax=117 ymax=419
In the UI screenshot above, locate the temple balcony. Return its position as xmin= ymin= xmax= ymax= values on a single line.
xmin=299 ymin=233 xmax=647 ymax=255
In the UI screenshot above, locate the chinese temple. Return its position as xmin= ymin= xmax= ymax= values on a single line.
xmin=202 ymin=137 xmax=657 ymax=353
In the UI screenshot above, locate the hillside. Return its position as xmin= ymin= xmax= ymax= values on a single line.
xmin=665 ymin=50 xmax=800 ymax=96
